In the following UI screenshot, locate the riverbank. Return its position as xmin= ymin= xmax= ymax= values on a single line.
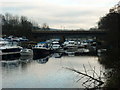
xmin=98 ymin=53 xmax=120 ymax=89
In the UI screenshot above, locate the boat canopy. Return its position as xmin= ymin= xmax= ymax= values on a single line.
xmin=38 ymin=42 xmax=47 ymax=44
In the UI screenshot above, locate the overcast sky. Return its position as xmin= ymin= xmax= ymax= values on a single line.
xmin=0 ymin=0 xmax=119 ymax=30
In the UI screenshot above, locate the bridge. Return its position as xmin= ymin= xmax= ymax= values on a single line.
xmin=32 ymin=30 xmax=106 ymax=40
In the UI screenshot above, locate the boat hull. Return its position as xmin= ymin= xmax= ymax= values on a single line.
xmin=1 ymin=53 xmax=21 ymax=60
xmin=1 ymin=48 xmax=22 ymax=60
xmin=33 ymin=48 xmax=52 ymax=59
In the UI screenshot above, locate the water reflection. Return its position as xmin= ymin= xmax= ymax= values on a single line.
xmin=1 ymin=55 xmax=33 ymax=69
xmin=1 ymin=53 xmax=104 ymax=88
xmin=1 ymin=60 xmax=20 ymax=68
xmin=20 ymin=55 xmax=33 ymax=60
xmin=2 ymin=54 xmax=20 ymax=60
xmin=20 ymin=56 xmax=33 ymax=70
xmin=1 ymin=53 xmax=52 ymax=69
xmin=1 ymin=53 xmax=99 ymax=69
xmin=36 ymin=57 xmax=49 ymax=64
xmin=52 ymin=53 xmax=63 ymax=58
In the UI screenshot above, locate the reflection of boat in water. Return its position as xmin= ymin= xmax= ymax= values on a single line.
xmin=64 ymin=46 xmax=77 ymax=56
xmin=36 ymin=56 xmax=50 ymax=64
xmin=97 ymin=49 xmax=107 ymax=56
xmin=1 ymin=60 xmax=20 ymax=67
xmin=33 ymin=51 xmax=51 ymax=64
xmin=20 ymin=55 xmax=33 ymax=60
xmin=76 ymin=48 xmax=90 ymax=55
xmin=0 ymin=53 xmax=21 ymax=67
xmin=1 ymin=54 xmax=20 ymax=61
xmin=20 ymin=49 xmax=33 ymax=56
xmin=33 ymin=53 xmax=49 ymax=60
xmin=52 ymin=53 xmax=62 ymax=58
xmin=20 ymin=55 xmax=33 ymax=63
xmin=36 ymin=56 xmax=49 ymax=64
xmin=77 ymin=48 xmax=89 ymax=53
xmin=65 ymin=51 xmax=75 ymax=56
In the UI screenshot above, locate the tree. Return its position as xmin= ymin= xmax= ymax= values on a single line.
xmin=1 ymin=13 xmax=33 ymax=39
xmin=41 ymin=23 xmax=50 ymax=30
xmin=98 ymin=12 xmax=120 ymax=62
xmin=98 ymin=12 xmax=120 ymax=88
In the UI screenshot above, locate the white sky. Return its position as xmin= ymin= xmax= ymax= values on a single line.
xmin=0 ymin=0 xmax=119 ymax=30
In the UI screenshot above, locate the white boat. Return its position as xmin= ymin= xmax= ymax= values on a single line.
xmin=63 ymin=40 xmax=77 ymax=46
xmin=63 ymin=40 xmax=78 ymax=48
xmin=0 ymin=38 xmax=22 ymax=59
xmin=52 ymin=44 xmax=61 ymax=50
xmin=33 ymin=42 xmax=50 ymax=50
xmin=20 ymin=49 xmax=33 ymax=56
xmin=51 ymin=41 xmax=61 ymax=50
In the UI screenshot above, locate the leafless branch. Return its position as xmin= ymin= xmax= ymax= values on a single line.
xmin=64 ymin=67 xmax=104 ymax=87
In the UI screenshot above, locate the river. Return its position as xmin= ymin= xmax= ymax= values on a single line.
xmin=1 ymin=54 xmax=104 ymax=88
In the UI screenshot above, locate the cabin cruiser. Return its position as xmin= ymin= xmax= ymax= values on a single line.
xmin=52 ymin=44 xmax=61 ymax=50
xmin=32 ymin=42 xmax=52 ymax=57
xmin=0 ymin=38 xmax=22 ymax=60
xmin=20 ymin=48 xmax=33 ymax=56
xmin=33 ymin=42 xmax=51 ymax=50
xmin=51 ymin=41 xmax=61 ymax=50
xmin=63 ymin=40 xmax=78 ymax=49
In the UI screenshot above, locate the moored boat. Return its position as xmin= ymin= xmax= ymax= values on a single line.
xmin=51 ymin=41 xmax=61 ymax=50
xmin=32 ymin=42 xmax=52 ymax=57
xmin=20 ymin=48 xmax=33 ymax=56
xmin=0 ymin=39 xmax=22 ymax=60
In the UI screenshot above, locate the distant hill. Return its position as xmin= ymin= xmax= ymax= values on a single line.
xmin=49 ymin=28 xmax=62 ymax=31
xmin=33 ymin=28 xmax=86 ymax=31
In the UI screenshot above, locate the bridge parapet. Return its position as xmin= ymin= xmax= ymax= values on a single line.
xmin=32 ymin=30 xmax=107 ymax=40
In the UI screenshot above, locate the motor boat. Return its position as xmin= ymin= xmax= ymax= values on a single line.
xmin=32 ymin=42 xmax=52 ymax=57
xmin=20 ymin=48 xmax=33 ymax=56
xmin=0 ymin=38 xmax=22 ymax=60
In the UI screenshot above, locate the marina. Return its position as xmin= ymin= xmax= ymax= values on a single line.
xmin=0 ymin=36 xmax=98 ymax=59
xmin=0 ymin=36 xmax=105 ymax=88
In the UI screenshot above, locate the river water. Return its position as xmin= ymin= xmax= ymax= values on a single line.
xmin=1 ymin=54 xmax=104 ymax=88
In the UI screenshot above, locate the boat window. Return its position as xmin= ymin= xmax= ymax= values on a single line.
xmin=39 ymin=46 xmax=42 ymax=47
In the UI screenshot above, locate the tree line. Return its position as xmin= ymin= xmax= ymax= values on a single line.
xmin=0 ymin=13 xmax=50 ymax=39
